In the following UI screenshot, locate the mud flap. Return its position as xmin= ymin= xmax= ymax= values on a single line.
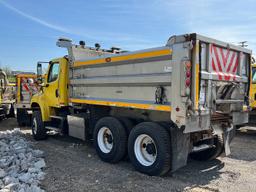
xmin=170 ymin=126 xmax=190 ymax=172
xmin=223 ymin=125 xmax=235 ymax=156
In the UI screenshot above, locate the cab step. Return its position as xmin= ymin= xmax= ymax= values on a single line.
xmin=45 ymin=126 xmax=61 ymax=132
xmin=50 ymin=115 xmax=65 ymax=120
xmin=50 ymin=115 xmax=66 ymax=128
xmin=49 ymin=115 xmax=68 ymax=135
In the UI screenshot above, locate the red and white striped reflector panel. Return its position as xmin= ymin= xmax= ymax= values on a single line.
xmin=21 ymin=78 xmax=39 ymax=95
xmin=210 ymin=44 xmax=241 ymax=81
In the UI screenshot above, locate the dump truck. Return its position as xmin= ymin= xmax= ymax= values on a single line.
xmin=0 ymin=69 xmax=16 ymax=119
xmin=16 ymin=73 xmax=39 ymax=126
xmin=30 ymin=33 xmax=251 ymax=176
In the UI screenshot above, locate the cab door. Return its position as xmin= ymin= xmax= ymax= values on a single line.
xmin=44 ymin=61 xmax=60 ymax=107
xmin=251 ymin=66 xmax=256 ymax=109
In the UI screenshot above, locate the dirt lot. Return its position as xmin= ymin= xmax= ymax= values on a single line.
xmin=1 ymin=118 xmax=256 ymax=192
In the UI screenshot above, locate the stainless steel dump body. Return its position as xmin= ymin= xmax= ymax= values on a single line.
xmin=57 ymin=33 xmax=252 ymax=133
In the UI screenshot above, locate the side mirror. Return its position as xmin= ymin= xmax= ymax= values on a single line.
xmin=37 ymin=63 xmax=43 ymax=76
xmin=36 ymin=63 xmax=43 ymax=85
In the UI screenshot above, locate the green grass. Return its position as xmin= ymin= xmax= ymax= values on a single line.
xmin=8 ymin=76 xmax=16 ymax=83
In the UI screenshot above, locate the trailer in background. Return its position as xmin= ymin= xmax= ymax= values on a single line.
xmin=0 ymin=70 xmax=16 ymax=119
xmin=16 ymin=74 xmax=39 ymax=126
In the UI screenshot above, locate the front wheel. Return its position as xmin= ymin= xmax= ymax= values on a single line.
xmin=128 ymin=122 xmax=171 ymax=176
xmin=32 ymin=111 xmax=47 ymax=140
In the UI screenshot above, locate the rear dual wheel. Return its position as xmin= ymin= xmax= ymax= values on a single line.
xmin=93 ymin=117 xmax=127 ymax=163
xmin=94 ymin=118 xmax=172 ymax=176
xmin=128 ymin=122 xmax=171 ymax=176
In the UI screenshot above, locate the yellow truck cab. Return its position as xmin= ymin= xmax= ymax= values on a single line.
xmin=31 ymin=58 xmax=69 ymax=121
xmin=248 ymin=63 xmax=256 ymax=124
xmin=30 ymin=34 xmax=251 ymax=176
xmin=251 ymin=63 xmax=256 ymax=108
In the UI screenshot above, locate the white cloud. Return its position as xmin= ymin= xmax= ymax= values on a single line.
xmin=0 ymin=0 xmax=73 ymax=34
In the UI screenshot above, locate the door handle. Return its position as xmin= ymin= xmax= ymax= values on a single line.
xmin=55 ymin=89 xmax=59 ymax=97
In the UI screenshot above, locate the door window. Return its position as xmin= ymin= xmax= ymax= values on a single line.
xmin=48 ymin=63 xmax=59 ymax=83
xmin=252 ymin=67 xmax=256 ymax=84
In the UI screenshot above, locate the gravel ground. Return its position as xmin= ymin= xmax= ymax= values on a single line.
xmin=1 ymin=118 xmax=256 ymax=192
xmin=0 ymin=128 xmax=46 ymax=192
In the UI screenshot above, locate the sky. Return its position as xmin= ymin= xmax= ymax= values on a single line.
xmin=0 ymin=0 xmax=255 ymax=72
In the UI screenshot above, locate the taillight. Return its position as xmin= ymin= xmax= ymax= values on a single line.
xmin=186 ymin=71 xmax=191 ymax=78
xmin=185 ymin=79 xmax=191 ymax=87
xmin=185 ymin=61 xmax=191 ymax=69
xmin=184 ymin=60 xmax=191 ymax=96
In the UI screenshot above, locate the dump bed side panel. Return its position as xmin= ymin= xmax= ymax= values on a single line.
xmin=69 ymin=47 xmax=173 ymax=112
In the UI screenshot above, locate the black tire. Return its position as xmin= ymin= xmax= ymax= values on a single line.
xmin=117 ymin=117 xmax=134 ymax=136
xmin=7 ymin=104 xmax=15 ymax=118
xmin=117 ymin=117 xmax=135 ymax=160
xmin=128 ymin=122 xmax=171 ymax=176
xmin=0 ymin=108 xmax=4 ymax=121
xmin=93 ymin=116 xmax=127 ymax=163
xmin=190 ymin=134 xmax=224 ymax=161
xmin=17 ymin=108 xmax=27 ymax=126
xmin=32 ymin=111 xmax=47 ymax=140
xmin=0 ymin=114 xmax=4 ymax=121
